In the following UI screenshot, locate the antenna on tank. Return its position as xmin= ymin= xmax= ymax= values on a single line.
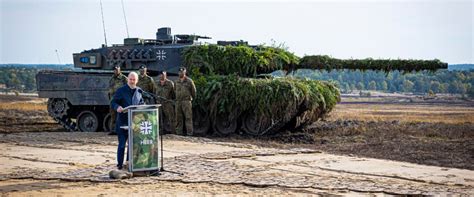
xmin=121 ymin=0 xmax=130 ymax=38
xmin=99 ymin=0 xmax=108 ymax=46
xmin=55 ymin=49 xmax=62 ymax=64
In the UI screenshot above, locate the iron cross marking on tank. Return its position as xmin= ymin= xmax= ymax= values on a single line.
xmin=156 ymin=50 xmax=167 ymax=61
xmin=139 ymin=121 xmax=152 ymax=135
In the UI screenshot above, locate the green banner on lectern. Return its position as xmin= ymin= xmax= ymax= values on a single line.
xmin=128 ymin=107 xmax=160 ymax=172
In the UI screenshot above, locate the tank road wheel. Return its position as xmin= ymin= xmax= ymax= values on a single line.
xmin=77 ymin=111 xmax=99 ymax=132
xmin=102 ymin=113 xmax=112 ymax=132
xmin=242 ymin=112 xmax=272 ymax=136
xmin=212 ymin=112 xmax=238 ymax=136
xmin=193 ymin=107 xmax=210 ymax=136
xmin=47 ymin=98 xmax=70 ymax=118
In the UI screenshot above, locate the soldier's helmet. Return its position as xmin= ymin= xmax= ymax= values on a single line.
xmin=178 ymin=67 xmax=186 ymax=72
xmin=139 ymin=65 xmax=147 ymax=70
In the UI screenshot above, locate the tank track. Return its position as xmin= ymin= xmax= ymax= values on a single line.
xmin=47 ymin=98 xmax=77 ymax=132
xmin=52 ymin=116 xmax=78 ymax=132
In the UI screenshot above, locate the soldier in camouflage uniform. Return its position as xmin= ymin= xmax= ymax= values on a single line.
xmin=108 ymin=66 xmax=127 ymax=135
xmin=137 ymin=65 xmax=156 ymax=93
xmin=154 ymin=71 xmax=176 ymax=134
xmin=175 ymin=67 xmax=196 ymax=136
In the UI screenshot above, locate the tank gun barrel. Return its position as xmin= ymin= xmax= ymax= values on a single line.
xmin=296 ymin=55 xmax=448 ymax=72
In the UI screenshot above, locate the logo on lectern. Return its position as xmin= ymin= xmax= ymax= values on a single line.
xmin=139 ymin=121 xmax=152 ymax=135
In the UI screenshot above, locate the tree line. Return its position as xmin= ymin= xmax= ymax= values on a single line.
xmin=0 ymin=65 xmax=72 ymax=92
xmin=292 ymin=69 xmax=474 ymax=97
xmin=1 ymin=64 xmax=473 ymax=97
xmin=0 ymin=67 xmax=38 ymax=92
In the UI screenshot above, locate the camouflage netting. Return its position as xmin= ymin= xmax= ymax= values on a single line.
xmin=182 ymin=45 xmax=447 ymax=135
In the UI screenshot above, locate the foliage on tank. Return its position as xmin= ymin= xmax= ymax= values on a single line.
xmin=183 ymin=45 xmax=448 ymax=76
xmin=190 ymin=73 xmax=340 ymax=135
xmin=299 ymin=55 xmax=448 ymax=72
xmin=184 ymin=44 xmax=457 ymax=134
xmin=177 ymin=44 xmax=447 ymax=135
xmin=182 ymin=45 xmax=299 ymax=77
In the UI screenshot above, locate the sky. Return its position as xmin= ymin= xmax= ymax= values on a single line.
xmin=0 ymin=0 xmax=472 ymax=64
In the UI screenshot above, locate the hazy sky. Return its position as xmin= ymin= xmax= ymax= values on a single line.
xmin=1 ymin=0 xmax=473 ymax=64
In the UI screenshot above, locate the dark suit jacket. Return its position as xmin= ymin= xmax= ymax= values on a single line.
xmin=110 ymin=84 xmax=144 ymax=131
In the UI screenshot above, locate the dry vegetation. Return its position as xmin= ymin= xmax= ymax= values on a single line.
xmin=0 ymin=102 xmax=46 ymax=111
xmin=0 ymin=94 xmax=60 ymax=133
xmin=330 ymin=102 xmax=474 ymax=124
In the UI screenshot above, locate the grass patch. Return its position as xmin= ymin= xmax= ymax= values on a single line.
xmin=0 ymin=102 xmax=47 ymax=111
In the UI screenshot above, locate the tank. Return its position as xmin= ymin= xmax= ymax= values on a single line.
xmin=36 ymin=27 xmax=448 ymax=135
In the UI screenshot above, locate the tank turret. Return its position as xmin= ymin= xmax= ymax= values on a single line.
xmin=72 ymin=27 xmax=214 ymax=76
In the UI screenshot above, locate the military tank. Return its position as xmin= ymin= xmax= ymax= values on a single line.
xmin=36 ymin=27 xmax=447 ymax=135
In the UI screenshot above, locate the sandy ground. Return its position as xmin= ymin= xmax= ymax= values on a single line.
xmin=1 ymin=133 xmax=473 ymax=196
xmin=0 ymin=95 xmax=473 ymax=196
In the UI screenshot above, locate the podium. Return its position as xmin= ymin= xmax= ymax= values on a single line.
xmin=120 ymin=104 xmax=162 ymax=174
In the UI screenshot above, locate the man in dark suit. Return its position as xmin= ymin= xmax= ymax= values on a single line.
xmin=110 ymin=71 xmax=144 ymax=170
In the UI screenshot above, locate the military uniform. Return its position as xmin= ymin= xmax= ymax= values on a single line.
xmin=108 ymin=73 xmax=127 ymax=133
xmin=175 ymin=77 xmax=196 ymax=135
xmin=155 ymin=79 xmax=176 ymax=134
xmin=137 ymin=74 xmax=156 ymax=93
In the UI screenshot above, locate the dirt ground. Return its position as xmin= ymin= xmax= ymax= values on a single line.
xmin=0 ymin=95 xmax=61 ymax=133
xmin=0 ymin=94 xmax=473 ymax=196
xmin=221 ymin=96 xmax=474 ymax=170
xmin=225 ymin=120 xmax=474 ymax=170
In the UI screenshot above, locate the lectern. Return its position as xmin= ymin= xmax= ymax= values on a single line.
xmin=121 ymin=104 xmax=162 ymax=174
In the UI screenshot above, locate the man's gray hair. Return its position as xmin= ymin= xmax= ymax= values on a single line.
xmin=128 ymin=72 xmax=138 ymax=78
